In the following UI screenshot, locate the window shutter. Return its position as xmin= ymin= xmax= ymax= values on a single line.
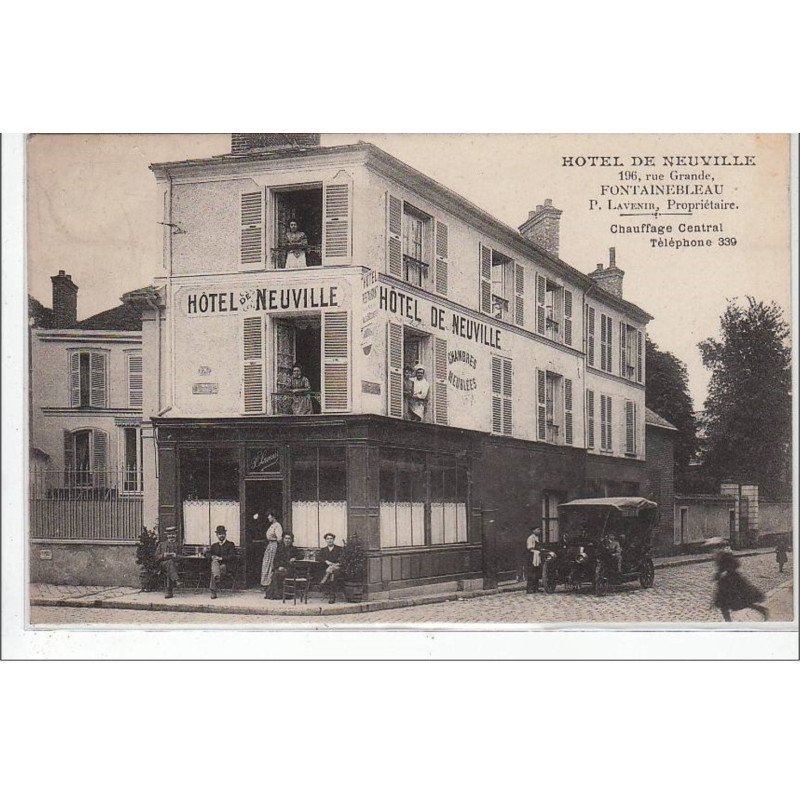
xmin=386 ymin=194 xmax=402 ymax=278
xmin=502 ymin=358 xmax=512 ymax=436
xmin=387 ymin=322 xmax=404 ymax=418
xmin=607 ymin=318 xmax=613 ymax=373
xmin=564 ymin=290 xmax=573 ymax=346
xmin=536 ymin=369 xmax=546 ymax=441
xmin=70 ymin=352 xmax=81 ymax=407
xmin=89 ymin=352 xmax=107 ymax=408
xmin=435 ymin=220 xmax=449 ymax=296
xmin=433 ymin=337 xmax=448 ymax=425
xmin=322 ymin=311 xmax=350 ymax=412
xmin=491 ymin=355 xmax=502 ymax=434
xmin=586 ymin=390 xmax=595 ymax=449
xmin=514 ymin=262 xmax=524 ymax=326
xmin=619 ymin=321 xmax=627 ymax=377
xmin=607 ymin=396 xmax=613 ymax=450
xmin=587 ymin=307 xmax=595 ymax=366
xmin=536 ymin=273 xmax=546 ymax=335
xmin=128 ymin=353 xmax=143 ymax=408
xmin=242 ymin=316 xmax=265 ymax=413
xmin=479 ymin=245 xmax=492 ymax=314
xmin=322 ymin=173 xmax=352 ymax=266
xmin=93 ymin=429 xmax=108 ymax=487
xmin=240 ymin=189 xmax=265 ymax=265
xmin=63 ymin=430 xmax=74 ymax=482
xmin=564 ymin=378 xmax=573 ymax=445
xmin=625 ymin=400 xmax=636 ymax=454
xmin=637 ymin=330 xmax=643 ymax=383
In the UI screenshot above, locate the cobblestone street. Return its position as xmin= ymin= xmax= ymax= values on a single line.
xmin=29 ymin=553 xmax=793 ymax=627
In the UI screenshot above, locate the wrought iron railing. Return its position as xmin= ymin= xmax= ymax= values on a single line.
xmin=270 ymin=391 xmax=322 ymax=416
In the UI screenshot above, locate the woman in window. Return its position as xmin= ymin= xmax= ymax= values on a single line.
xmin=284 ymin=220 xmax=309 ymax=268
xmin=409 ymin=364 xmax=429 ymax=422
xmin=289 ymin=364 xmax=313 ymax=416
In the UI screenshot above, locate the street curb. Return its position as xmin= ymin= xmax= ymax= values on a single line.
xmin=29 ymin=549 xmax=779 ymax=618
xmin=652 ymin=548 xmax=770 ymax=571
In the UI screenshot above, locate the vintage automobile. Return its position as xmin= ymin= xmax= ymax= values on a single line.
xmin=542 ymin=497 xmax=657 ymax=595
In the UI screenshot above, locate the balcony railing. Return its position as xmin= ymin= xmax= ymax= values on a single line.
xmin=492 ymin=294 xmax=510 ymax=320
xmin=270 ymin=391 xmax=322 ymax=416
xmin=546 ymin=422 xmax=560 ymax=444
xmin=403 ymin=254 xmax=428 ymax=286
xmin=270 ymin=244 xmax=323 ymax=269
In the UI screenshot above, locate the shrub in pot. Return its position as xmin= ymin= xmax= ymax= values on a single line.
xmin=339 ymin=533 xmax=367 ymax=602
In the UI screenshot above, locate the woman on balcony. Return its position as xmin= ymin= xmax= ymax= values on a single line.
xmin=284 ymin=220 xmax=309 ymax=268
xmin=289 ymin=364 xmax=313 ymax=415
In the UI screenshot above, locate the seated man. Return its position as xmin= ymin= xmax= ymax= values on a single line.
xmin=317 ymin=532 xmax=343 ymax=603
xmin=207 ymin=524 xmax=237 ymax=599
xmin=272 ymin=532 xmax=303 ymax=598
xmin=154 ymin=526 xmax=181 ymax=598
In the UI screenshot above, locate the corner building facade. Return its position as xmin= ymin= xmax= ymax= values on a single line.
xmin=141 ymin=137 xmax=651 ymax=596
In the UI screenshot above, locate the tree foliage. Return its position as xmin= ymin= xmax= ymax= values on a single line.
xmin=698 ymin=297 xmax=791 ymax=499
xmin=645 ymin=336 xmax=698 ymax=490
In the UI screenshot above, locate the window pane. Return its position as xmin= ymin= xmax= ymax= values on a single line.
xmin=318 ymin=447 xmax=346 ymax=501
xmin=292 ymin=446 xmax=318 ymax=503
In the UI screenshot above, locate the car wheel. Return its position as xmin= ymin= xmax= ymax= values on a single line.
xmin=639 ymin=558 xmax=655 ymax=588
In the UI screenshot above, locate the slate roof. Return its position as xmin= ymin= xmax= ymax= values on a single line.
xmin=28 ymin=289 xmax=145 ymax=331
xmin=645 ymin=407 xmax=679 ymax=431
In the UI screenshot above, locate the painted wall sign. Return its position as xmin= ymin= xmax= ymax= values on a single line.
xmin=361 ymin=380 xmax=381 ymax=395
xmin=248 ymin=448 xmax=281 ymax=474
xmin=379 ymin=285 xmax=502 ymax=350
xmin=361 ymin=269 xmax=379 ymax=356
xmin=447 ymin=349 xmax=478 ymax=392
xmin=192 ymin=382 xmax=219 ymax=394
xmin=184 ymin=285 xmax=340 ymax=316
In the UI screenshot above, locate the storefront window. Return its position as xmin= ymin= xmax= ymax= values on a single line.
xmin=430 ymin=457 xmax=468 ymax=544
xmin=291 ymin=446 xmax=347 ymax=549
xmin=180 ymin=448 xmax=240 ymax=545
xmin=380 ymin=451 xmax=426 ymax=548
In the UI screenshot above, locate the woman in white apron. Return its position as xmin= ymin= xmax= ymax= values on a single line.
xmin=260 ymin=512 xmax=282 ymax=598
xmin=283 ymin=220 xmax=308 ymax=268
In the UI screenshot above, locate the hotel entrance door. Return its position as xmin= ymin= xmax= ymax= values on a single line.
xmin=244 ymin=480 xmax=284 ymax=587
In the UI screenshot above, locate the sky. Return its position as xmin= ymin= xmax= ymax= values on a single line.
xmin=26 ymin=133 xmax=791 ymax=411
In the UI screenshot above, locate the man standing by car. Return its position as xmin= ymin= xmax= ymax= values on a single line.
xmin=526 ymin=526 xmax=543 ymax=593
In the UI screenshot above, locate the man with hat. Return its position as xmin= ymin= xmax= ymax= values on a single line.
xmin=317 ymin=532 xmax=343 ymax=603
xmin=154 ymin=526 xmax=182 ymax=598
xmin=207 ymin=525 xmax=237 ymax=599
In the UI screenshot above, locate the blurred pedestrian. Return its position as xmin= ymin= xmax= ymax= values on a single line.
xmin=713 ymin=550 xmax=769 ymax=622
xmin=776 ymin=538 xmax=788 ymax=573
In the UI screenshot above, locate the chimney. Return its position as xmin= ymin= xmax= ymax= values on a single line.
xmin=231 ymin=133 xmax=321 ymax=154
xmin=588 ymin=247 xmax=625 ymax=298
xmin=519 ymin=198 xmax=562 ymax=257
xmin=51 ymin=270 xmax=78 ymax=328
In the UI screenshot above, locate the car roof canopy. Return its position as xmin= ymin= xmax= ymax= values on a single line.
xmin=558 ymin=497 xmax=658 ymax=512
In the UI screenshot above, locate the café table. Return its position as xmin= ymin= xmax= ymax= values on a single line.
xmin=176 ymin=553 xmax=210 ymax=589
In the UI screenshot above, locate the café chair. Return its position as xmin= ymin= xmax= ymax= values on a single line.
xmin=282 ymin=560 xmax=312 ymax=605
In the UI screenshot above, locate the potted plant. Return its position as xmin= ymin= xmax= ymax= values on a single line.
xmin=339 ymin=533 xmax=367 ymax=602
xmin=135 ymin=525 xmax=159 ymax=592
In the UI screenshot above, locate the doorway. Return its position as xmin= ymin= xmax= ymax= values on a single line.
xmin=244 ymin=480 xmax=284 ymax=587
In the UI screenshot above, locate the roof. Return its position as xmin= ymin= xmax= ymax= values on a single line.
xmin=559 ymin=497 xmax=658 ymax=512
xmin=150 ymin=141 xmax=652 ymax=324
xmin=76 ymin=302 xmax=142 ymax=331
xmin=28 ymin=295 xmax=55 ymax=328
xmin=645 ymin=407 xmax=679 ymax=431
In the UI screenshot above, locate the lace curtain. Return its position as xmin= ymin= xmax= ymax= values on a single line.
xmin=380 ymin=502 xmax=425 ymax=548
xmin=291 ymin=501 xmax=347 ymax=549
xmin=430 ymin=503 xmax=468 ymax=544
xmin=182 ymin=500 xmax=241 ymax=545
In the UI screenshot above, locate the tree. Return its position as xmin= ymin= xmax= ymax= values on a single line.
xmin=698 ymin=297 xmax=791 ymax=499
xmin=645 ymin=336 xmax=698 ymax=490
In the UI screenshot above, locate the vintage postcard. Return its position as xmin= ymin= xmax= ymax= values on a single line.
xmin=20 ymin=133 xmax=795 ymax=634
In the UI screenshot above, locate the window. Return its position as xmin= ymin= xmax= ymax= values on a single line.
xmin=63 ymin=428 xmax=108 ymax=487
xmin=122 ymin=426 xmax=142 ymax=493
xmin=535 ymin=275 xmax=571 ymax=343
xmin=402 ymin=204 xmax=430 ymax=287
xmin=491 ymin=355 xmax=513 ymax=435
xmin=380 ymin=451 xmax=426 ymax=548
xmin=379 ymin=450 xmax=468 ymax=548
xmin=291 ymin=446 xmax=347 ymax=549
xmin=180 ymin=448 xmax=240 ymax=545
xmin=491 ymin=250 xmax=514 ymax=322
xmin=542 ymin=493 xmax=561 ymax=543
xmin=586 ymin=306 xmax=596 ymax=365
xmin=625 ymin=400 xmax=638 ymax=455
xmin=620 ymin=323 xmax=639 ymax=380
xmin=70 ymin=351 xmax=107 ymax=408
xmin=545 ymin=372 xmax=560 ymax=443
xmin=272 ymin=186 xmax=323 ymax=268
xmin=586 ymin=389 xmax=595 ymax=449
xmin=127 ymin=352 xmax=143 ymax=407
xmin=600 ymin=394 xmax=613 ymax=451
xmin=599 ymin=314 xmax=613 ymax=372
xmin=480 ymin=246 xmax=523 ymax=324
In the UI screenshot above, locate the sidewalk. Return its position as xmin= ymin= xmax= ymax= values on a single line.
xmin=29 ymin=546 xmax=781 ymax=618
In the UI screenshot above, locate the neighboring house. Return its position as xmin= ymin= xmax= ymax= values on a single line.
xmin=28 ymin=270 xmax=148 ymax=585
xmin=644 ymin=407 xmax=678 ymax=555
xmin=129 ymin=134 xmax=653 ymax=596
